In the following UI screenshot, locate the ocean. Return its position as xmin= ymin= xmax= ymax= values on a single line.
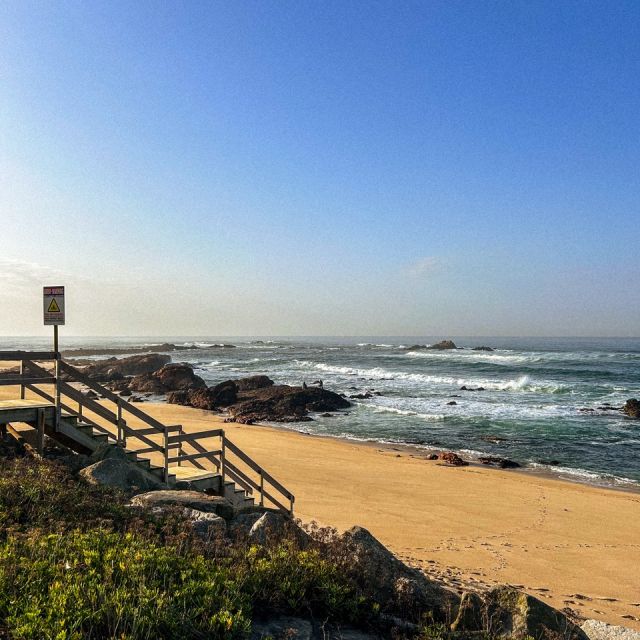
xmin=2 ymin=335 xmax=639 ymax=489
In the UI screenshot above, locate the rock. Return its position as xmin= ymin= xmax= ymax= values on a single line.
xmin=228 ymin=511 xmax=265 ymax=538
xmin=450 ymin=591 xmax=484 ymax=632
xmin=350 ymin=393 xmax=373 ymax=399
xmin=249 ymin=512 xmax=310 ymax=547
xmin=129 ymin=363 xmax=206 ymax=394
xmin=622 ymin=399 xmax=640 ymax=418
xmin=79 ymin=458 xmax=162 ymax=492
xmin=460 ymin=385 xmax=486 ymax=391
xmin=250 ymin=617 xmax=313 ymax=640
xmin=166 ymin=390 xmax=190 ymax=406
xmin=129 ymin=490 xmax=236 ymax=520
xmin=81 ymin=354 xmax=170 ymax=381
xmin=478 ymin=456 xmax=521 ymax=469
xmin=427 ymin=453 xmax=439 ymax=460
xmin=428 ymin=340 xmax=457 ymax=350
xmin=235 ymin=375 xmax=274 ymax=392
xmin=472 ymin=346 xmax=495 ymax=351
xmin=154 ymin=363 xmax=206 ymax=391
xmin=88 ymin=443 xmax=131 ymax=464
xmin=581 ymin=619 xmax=640 ymax=640
xmin=341 ymin=526 xmax=459 ymax=620
xmin=119 ymin=388 xmax=132 ymax=397
xmin=209 ymin=380 xmax=238 ymax=406
xmin=439 ymin=452 xmax=468 ymax=466
xmin=182 ymin=508 xmax=227 ymax=540
xmin=485 ymin=586 xmax=588 ymax=639
xmin=230 ymin=385 xmax=350 ymax=424
xmin=57 ymin=453 xmax=91 ymax=473
xmin=447 ymin=401 xmax=457 ymax=406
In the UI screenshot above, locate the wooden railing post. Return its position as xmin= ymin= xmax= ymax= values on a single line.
xmin=178 ymin=425 xmax=183 ymax=466
xmin=36 ymin=408 xmax=45 ymax=454
xmin=54 ymin=354 xmax=61 ymax=431
xmin=221 ymin=433 xmax=226 ymax=481
xmin=163 ymin=426 xmax=169 ymax=484
xmin=19 ymin=361 xmax=25 ymax=400
xmin=260 ymin=470 xmax=264 ymax=506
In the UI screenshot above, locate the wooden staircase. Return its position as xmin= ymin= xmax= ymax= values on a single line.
xmin=0 ymin=351 xmax=294 ymax=513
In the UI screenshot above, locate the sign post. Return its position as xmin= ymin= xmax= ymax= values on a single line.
xmin=43 ymin=286 xmax=65 ymax=352
xmin=43 ymin=286 xmax=65 ymax=430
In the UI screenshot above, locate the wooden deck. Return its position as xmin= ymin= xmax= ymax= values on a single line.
xmin=0 ymin=398 xmax=54 ymax=425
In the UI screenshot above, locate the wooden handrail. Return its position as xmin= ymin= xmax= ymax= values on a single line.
xmin=7 ymin=351 xmax=295 ymax=513
xmin=0 ymin=351 xmax=58 ymax=361
xmin=58 ymin=361 xmax=167 ymax=433
xmin=224 ymin=436 xmax=294 ymax=501
xmin=168 ymin=428 xmax=224 ymax=444
xmin=0 ymin=376 xmax=56 ymax=386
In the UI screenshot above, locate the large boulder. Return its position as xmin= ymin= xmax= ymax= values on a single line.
xmin=341 ymin=526 xmax=459 ymax=621
xmin=155 ymin=364 xmax=206 ymax=391
xmin=622 ymin=399 xmax=640 ymax=418
xmin=129 ymin=490 xmax=236 ymax=520
xmin=182 ymin=508 xmax=227 ymax=540
xmin=229 ymin=385 xmax=350 ymax=424
xmin=209 ymin=380 xmax=238 ymax=406
xmin=79 ymin=458 xmax=162 ymax=492
xmin=129 ymin=363 xmax=206 ymax=394
xmin=79 ymin=354 xmax=170 ymax=381
xmin=248 ymin=512 xmax=310 ymax=547
xmin=235 ymin=375 xmax=274 ymax=392
xmin=484 ymin=586 xmax=588 ymax=640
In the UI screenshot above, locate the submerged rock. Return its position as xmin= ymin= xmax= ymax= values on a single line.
xmin=472 ymin=346 xmax=495 ymax=351
xmin=622 ymin=398 xmax=640 ymax=418
xmin=428 ymin=340 xmax=457 ymax=350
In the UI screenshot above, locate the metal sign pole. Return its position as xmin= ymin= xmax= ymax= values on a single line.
xmin=43 ymin=286 xmax=65 ymax=432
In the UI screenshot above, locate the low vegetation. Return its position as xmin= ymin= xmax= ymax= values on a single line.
xmin=0 ymin=457 xmax=378 ymax=639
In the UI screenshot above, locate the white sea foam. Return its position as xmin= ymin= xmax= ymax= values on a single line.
xmin=296 ymin=361 xmax=568 ymax=394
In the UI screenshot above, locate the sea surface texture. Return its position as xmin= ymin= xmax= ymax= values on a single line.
xmin=3 ymin=336 xmax=639 ymax=488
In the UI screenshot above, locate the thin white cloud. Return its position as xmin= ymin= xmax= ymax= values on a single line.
xmin=405 ymin=256 xmax=443 ymax=277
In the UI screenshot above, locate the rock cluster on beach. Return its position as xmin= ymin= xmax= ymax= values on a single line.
xmin=169 ymin=376 xmax=351 ymax=423
xmin=65 ymin=354 xmax=351 ymax=422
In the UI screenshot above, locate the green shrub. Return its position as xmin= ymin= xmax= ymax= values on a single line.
xmin=242 ymin=540 xmax=371 ymax=622
xmin=0 ymin=458 xmax=133 ymax=533
xmin=0 ymin=530 xmax=251 ymax=640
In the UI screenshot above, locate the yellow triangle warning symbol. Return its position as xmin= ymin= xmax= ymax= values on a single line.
xmin=47 ymin=298 xmax=61 ymax=313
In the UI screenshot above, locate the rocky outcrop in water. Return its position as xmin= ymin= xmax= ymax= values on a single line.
xmin=472 ymin=346 xmax=494 ymax=351
xmin=405 ymin=340 xmax=458 ymax=351
xmin=62 ymin=343 xmax=236 ymax=358
xmin=622 ymin=398 xmax=640 ymax=419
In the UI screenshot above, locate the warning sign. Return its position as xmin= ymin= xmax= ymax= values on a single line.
xmin=43 ymin=286 xmax=65 ymax=325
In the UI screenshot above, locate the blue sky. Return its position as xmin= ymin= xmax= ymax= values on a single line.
xmin=1 ymin=1 xmax=639 ymax=336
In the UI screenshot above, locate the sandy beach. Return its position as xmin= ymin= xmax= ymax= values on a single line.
xmin=2 ymin=377 xmax=639 ymax=630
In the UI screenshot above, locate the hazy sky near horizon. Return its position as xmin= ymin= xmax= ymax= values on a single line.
xmin=1 ymin=1 xmax=639 ymax=337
